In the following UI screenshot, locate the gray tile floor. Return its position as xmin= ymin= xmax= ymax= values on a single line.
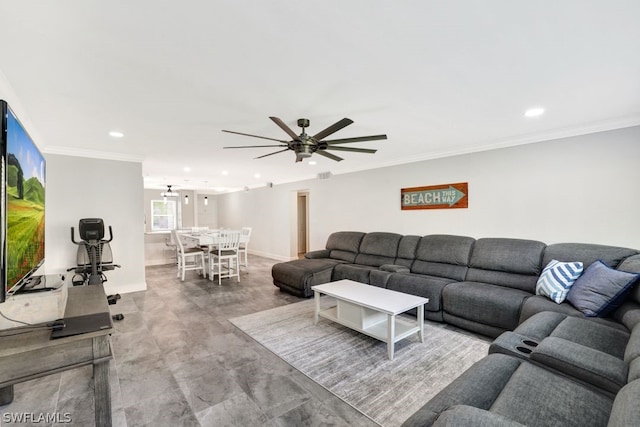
xmin=1 ymin=256 xmax=378 ymax=426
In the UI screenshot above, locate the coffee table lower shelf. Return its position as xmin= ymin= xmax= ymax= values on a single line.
xmin=318 ymin=306 xmax=421 ymax=343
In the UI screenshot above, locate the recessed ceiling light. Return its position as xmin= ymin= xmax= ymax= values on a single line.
xmin=109 ymin=131 xmax=124 ymax=138
xmin=308 ymin=160 xmax=317 ymax=165
xmin=254 ymin=173 xmax=261 ymax=179
xmin=184 ymin=167 xmax=191 ymax=172
xmin=222 ymin=171 xmax=229 ymax=176
xmin=524 ymin=107 xmax=545 ymax=118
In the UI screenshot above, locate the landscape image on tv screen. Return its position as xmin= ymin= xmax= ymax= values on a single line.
xmin=5 ymin=108 xmax=45 ymax=293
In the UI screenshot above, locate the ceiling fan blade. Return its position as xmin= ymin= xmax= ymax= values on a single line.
xmin=269 ymin=117 xmax=301 ymax=141
xmin=324 ymin=146 xmax=377 ymax=154
xmin=312 ymin=118 xmax=354 ymax=141
xmin=323 ymin=134 xmax=387 ymax=145
xmin=315 ymin=150 xmax=343 ymax=162
xmin=223 ymin=144 xmax=287 ymax=149
xmin=222 ymin=129 xmax=289 ymax=143
xmin=254 ymin=148 xmax=291 ymax=159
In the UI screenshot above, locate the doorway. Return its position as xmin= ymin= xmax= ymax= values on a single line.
xmin=297 ymin=191 xmax=309 ymax=258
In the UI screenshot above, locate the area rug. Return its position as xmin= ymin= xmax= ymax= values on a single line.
xmin=230 ymin=298 xmax=490 ymax=426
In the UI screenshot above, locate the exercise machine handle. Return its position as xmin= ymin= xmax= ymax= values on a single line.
xmin=105 ymin=225 xmax=114 ymax=243
xmin=70 ymin=227 xmax=80 ymax=245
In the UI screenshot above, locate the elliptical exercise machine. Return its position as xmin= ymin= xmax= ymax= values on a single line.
xmin=68 ymin=218 xmax=123 ymax=320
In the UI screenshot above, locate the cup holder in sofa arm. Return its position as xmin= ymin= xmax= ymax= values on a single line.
xmin=489 ymin=332 xmax=539 ymax=360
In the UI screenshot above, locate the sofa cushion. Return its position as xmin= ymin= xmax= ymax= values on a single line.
xmin=519 ymin=296 xmax=583 ymax=324
xmin=443 ymin=282 xmax=531 ymax=331
xmin=489 ymin=359 xmax=613 ymax=427
xmin=332 ymin=263 xmax=373 ymax=283
xmin=380 ymin=264 xmax=410 ymax=273
xmin=542 ymin=243 xmax=639 ymax=271
xmin=519 ymin=296 xmax=630 ymax=331
xmin=466 ymin=238 xmax=546 ymax=292
xmin=566 ymin=260 xmax=640 ymax=317
xmin=548 ymin=316 xmax=630 ymax=358
xmin=535 ymin=259 xmax=583 ymax=304
xmin=353 ymin=232 xmax=402 ymax=267
xmin=325 ymin=231 xmax=365 ymax=262
xmin=410 ymin=234 xmax=474 ymax=281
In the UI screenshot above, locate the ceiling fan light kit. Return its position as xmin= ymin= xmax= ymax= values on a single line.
xmin=222 ymin=117 xmax=387 ymax=163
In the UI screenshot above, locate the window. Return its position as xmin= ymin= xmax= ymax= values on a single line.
xmin=151 ymin=200 xmax=177 ymax=231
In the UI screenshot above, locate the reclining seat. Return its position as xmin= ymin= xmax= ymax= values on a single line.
xmin=332 ymin=232 xmax=402 ymax=283
xmin=491 ymin=312 xmax=633 ymax=394
xmin=401 ymin=353 xmax=640 ymax=427
xmin=490 ymin=257 xmax=640 ymax=395
xmin=442 ymin=238 xmax=546 ymax=337
xmin=271 ymin=231 xmax=364 ymax=297
xmin=384 ymin=235 xmax=475 ymax=322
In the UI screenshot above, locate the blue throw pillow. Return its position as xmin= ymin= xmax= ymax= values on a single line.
xmin=566 ymin=260 xmax=640 ymax=317
xmin=536 ymin=259 xmax=584 ymax=304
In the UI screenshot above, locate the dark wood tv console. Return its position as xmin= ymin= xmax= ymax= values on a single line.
xmin=0 ymin=284 xmax=113 ymax=427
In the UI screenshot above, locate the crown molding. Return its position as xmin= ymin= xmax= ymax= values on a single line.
xmin=345 ymin=115 xmax=640 ymax=175
xmin=42 ymin=145 xmax=145 ymax=163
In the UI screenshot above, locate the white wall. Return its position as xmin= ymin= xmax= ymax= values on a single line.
xmin=45 ymin=154 xmax=146 ymax=294
xmin=218 ymin=126 xmax=640 ymax=260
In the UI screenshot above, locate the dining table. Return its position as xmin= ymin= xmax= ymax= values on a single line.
xmin=179 ymin=229 xmax=244 ymax=251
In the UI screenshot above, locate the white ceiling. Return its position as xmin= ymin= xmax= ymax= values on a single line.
xmin=1 ymin=1 xmax=639 ymax=193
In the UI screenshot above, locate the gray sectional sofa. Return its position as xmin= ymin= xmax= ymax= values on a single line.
xmin=271 ymin=231 xmax=640 ymax=426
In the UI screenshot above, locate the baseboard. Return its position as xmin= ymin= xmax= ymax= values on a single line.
xmin=104 ymin=280 xmax=147 ymax=295
xmin=247 ymin=249 xmax=296 ymax=262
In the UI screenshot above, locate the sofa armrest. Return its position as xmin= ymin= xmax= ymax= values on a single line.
xmin=530 ymin=336 xmax=628 ymax=394
xmin=404 ymin=354 xmax=522 ymax=425
xmin=608 ymin=379 xmax=640 ymax=427
xmin=432 ymin=405 xmax=526 ymax=427
xmin=400 ymin=407 xmax=439 ymax=427
xmin=305 ymin=249 xmax=331 ymax=259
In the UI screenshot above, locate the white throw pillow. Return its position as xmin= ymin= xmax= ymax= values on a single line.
xmin=536 ymin=259 xmax=584 ymax=304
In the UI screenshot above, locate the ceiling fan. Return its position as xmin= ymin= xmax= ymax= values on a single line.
xmin=222 ymin=117 xmax=387 ymax=162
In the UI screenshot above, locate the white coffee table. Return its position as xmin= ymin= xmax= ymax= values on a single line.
xmin=312 ymin=279 xmax=429 ymax=360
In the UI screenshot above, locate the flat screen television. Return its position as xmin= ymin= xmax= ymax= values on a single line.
xmin=0 ymin=99 xmax=46 ymax=302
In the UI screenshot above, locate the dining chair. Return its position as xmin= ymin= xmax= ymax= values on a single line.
xmin=208 ymin=230 xmax=241 ymax=285
xmin=172 ymin=230 xmax=206 ymax=281
xmin=164 ymin=236 xmax=178 ymax=264
xmin=238 ymin=227 xmax=252 ymax=271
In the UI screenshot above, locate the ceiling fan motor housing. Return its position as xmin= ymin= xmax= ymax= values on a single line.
xmin=296 ymin=144 xmax=314 ymax=158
